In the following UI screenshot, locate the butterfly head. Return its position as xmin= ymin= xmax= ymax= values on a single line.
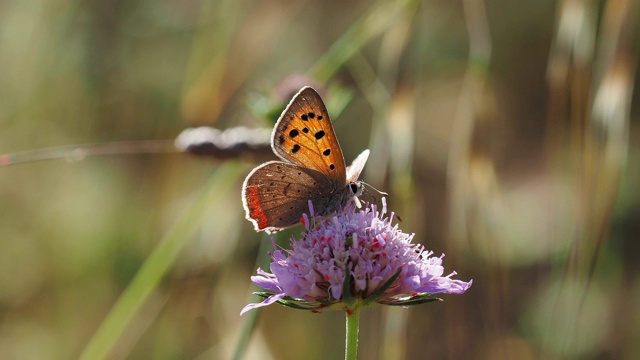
xmin=349 ymin=181 xmax=365 ymax=197
xmin=347 ymin=180 xmax=365 ymax=209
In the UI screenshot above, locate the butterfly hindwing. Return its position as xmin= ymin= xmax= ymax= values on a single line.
xmin=271 ymin=87 xmax=347 ymax=186
xmin=242 ymin=161 xmax=336 ymax=233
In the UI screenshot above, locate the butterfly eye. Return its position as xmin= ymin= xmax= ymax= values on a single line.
xmin=349 ymin=183 xmax=359 ymax=194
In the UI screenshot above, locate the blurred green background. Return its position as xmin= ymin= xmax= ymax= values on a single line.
xmin=1 ymin=0 xmax=639 ymax=359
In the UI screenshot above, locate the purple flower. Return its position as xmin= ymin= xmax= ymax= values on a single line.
xmin=241 ymin=199 xmax=472 ymax=315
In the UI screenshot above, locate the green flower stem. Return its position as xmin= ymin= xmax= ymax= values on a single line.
xmin=345 ymin=306 xmax=362 ymax=360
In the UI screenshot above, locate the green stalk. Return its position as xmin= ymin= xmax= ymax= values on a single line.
xmin=309 ymin=0 xmax=414 ymax=83
xmin=79 ymin=162 xmax=246 ymax=360
xmin=345 ymin=306 xmax=362 ymax=360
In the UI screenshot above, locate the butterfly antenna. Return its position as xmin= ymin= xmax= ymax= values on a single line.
xmin=359 ymin=181 xmax=387 ymax=204
xmin=359 ymin=182 xmax=403 ymax=222
xmin=360 ymin=181 xmax=388 ymax=197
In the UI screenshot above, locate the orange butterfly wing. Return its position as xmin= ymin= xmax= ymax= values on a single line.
xmin=242 ymin=86 xmax=371 ymax=233
xmin=271 ymin=87 xmax=347 ymax=188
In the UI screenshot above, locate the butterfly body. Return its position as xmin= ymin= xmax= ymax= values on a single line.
xmin=242 ymin=86 xmax=369 ymax=233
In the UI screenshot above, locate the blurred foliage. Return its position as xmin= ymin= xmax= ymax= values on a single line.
xmin=1 ymin=0 xmax=639 ymax=359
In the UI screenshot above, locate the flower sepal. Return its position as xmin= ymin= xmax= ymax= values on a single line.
xmin=361 ymin=269 xmax=402 ymax=306
xmin=358 ymin=269 xmax=442 ymax=307
xmin=377 ymin=293 xmax=442 ymax=307
xmin=341 ymin=266 xmax=356 ymax=308
xmin=252 ymin=292 xmax=332 ymax=312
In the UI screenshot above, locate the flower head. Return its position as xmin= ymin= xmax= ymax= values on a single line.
xmin=241 ymin=199 xmax=472 ymax=315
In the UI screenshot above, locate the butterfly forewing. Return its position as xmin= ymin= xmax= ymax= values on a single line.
xmin=271 ymin=87 xmax=347 ymax=186
xmin=242 ymin=161 xmax=336 ymax=233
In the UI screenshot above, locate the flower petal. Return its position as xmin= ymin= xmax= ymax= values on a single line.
xmin=250 ymin=268 xmax=282 ymax=293
xmin=240 ymin=293 xmax=286 ymax=315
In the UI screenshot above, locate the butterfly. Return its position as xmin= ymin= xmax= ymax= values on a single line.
xmin=242 ymin=86 xmax=369 ymax=233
